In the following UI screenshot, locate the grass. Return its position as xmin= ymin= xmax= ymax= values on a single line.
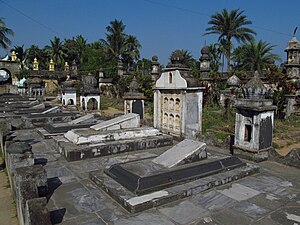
xmin=100 ymin=96 xmax=124 ymax=111
xmin=201 ymin=105 xmax=236 ymax=141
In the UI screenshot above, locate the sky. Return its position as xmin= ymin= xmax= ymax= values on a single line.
xmin=1 ymin=0 xmax=300 ymax=66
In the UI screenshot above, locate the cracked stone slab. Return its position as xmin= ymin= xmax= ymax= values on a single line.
xmin=158 ymin=200 xmax=209 ymax=225
xmin=152 ymin=139 xmax=207 ymax=168
xmin=218 ymin=183 xmax=261 ymax=201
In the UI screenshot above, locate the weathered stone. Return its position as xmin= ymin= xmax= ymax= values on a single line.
xmin=25 ymin=197 xmax=51 ymax=225
xmin=60 ymin=134 xmax=173 ymax=161
xmin=64 ymin=127 xmax=161 ymax=145
xmin=152 ymin=139 xmax=206 ymax=168
xmin=15 ymin=164 xmax=48 ymax=196
xmin=6 ymin=141 xmax=32 ymax=154
xmin=90 ymin=113 xmax=140 ymax=131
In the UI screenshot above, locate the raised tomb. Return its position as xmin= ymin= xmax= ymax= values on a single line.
xmin=153 ymin=55 xmax=205 ymax=138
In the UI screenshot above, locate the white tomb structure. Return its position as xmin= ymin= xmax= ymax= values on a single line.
xmin=80 ymin=73 xmax=101 ymax=111
xmin=153 ymin=56 xmax=205 ymax=138
xmin=61 ymin=80 xmax=77 ymax=106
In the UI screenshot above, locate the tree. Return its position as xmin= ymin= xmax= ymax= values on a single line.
xmin=12 ymin=45 xmax=27 ymax=69
xmin=46 ymin=36 xmax=68 ymax=68
xmin=0 ymin=18 xmax=14 ymax=52
xmin=169 ymin=49 xmax=194 ymax=68
xmin=122 ymin=35 xmax=141 ymax=71
xmin=101 ymin=19 xmax=127 ymax=60
xmin=232 ymin=40 xmax=280 ymax=73
xmin=205 ymin=9 xmax=256 ymax=72
xmin=26 ymin=45 xmax=49 ymax=70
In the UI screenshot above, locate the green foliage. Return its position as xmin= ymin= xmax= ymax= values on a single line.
xmin=0 ymin=18 xmax=14 ymax=50
xmin=202 ymin=105 xmax=235 ymax=141
xmin=205 ymin=8 xmax=256 ymax=71
xmin=232 ymin=40 xmax=280 ymax=72
xmin=17 ymin=69 xmax=30 ymax=80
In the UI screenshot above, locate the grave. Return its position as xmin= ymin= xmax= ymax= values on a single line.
xmin=80 ymin=73 xmax=101 ymax=111
xmin=153 ymin=54 xmax=205 ymax=138
xmin=53 ymin=113 xmax=173 ymax=161
xmin=90 ymin=139 xmax=259 ymax=213
xmin=123 ymin=77 xmax=146 ymax=120
xmin=37 ymin=114 xmax=99 ymax=138
xmin=233 ymin=71 xmax=277 ymax=161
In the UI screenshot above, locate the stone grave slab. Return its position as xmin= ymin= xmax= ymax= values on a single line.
xmin=22 ymin=112 xmax=79 ymax=128
xmin=90 ymin=151 xmax=259 ymax=213
xmin=59 ymin=134 xmax=173 ymax=161
xmin=64 ymin=127 xmax=160 ymax=145
xmin=68 ymin=114 xmax=95 ymax=125
xmin=152 ymin=139 xmax=206 ymax=168
xmin=90 ymin=113 xmax=140 ymax=131
xmin=37 ymin=114 xmax=99 ymax=138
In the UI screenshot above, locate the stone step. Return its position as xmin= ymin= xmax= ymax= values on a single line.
xmin=152 ymin=139 xmax=206 ymax=168
xmin=90 ymin=113 xmax=140 ymax=131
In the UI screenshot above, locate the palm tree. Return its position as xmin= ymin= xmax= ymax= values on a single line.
xmin=100 ymin=19 xmax=127 ymax=60
xmin=205 ymin=8 xmax=256 ymax=72
xmin=122 ymin=35 xmax=141 ymax=71
xmin=232 ymin=40 xmax=280 ymax=73
xmin=169 ymin=49 xmax=194 ymax=68
xmin=0 ymin=18 xmax=14 ymax=52
xmin=12 ymin=45 xmax=27 ymax=69
xmin=75 ymin=35 xmax=87 ymax=63
xmin=46 ymin=36 xmax=68 ymax=67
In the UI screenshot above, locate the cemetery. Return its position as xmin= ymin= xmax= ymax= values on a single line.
xmin=0 ymin=5 xmax=300 ymax=225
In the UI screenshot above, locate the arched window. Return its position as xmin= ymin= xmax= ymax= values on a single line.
xmin=169 ymin=72 xmax=173 ymax=84
xmin=170 ymin=98 xmax=174 ymax=110
xmin=164 ymin=97 xmax=168 ymax=110
xmin=169 ymin=114 xmax=174 ymax=130
xmin=175 ymin=115 xmax=180 ymax=131
xmin=175 ymin=98 xmax=180 ymax=112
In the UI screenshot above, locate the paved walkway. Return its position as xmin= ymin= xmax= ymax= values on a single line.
xmin=0 ymin=169 xmax=19 ymax=225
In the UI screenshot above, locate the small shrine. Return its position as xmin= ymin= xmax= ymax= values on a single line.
xmin=151 ymin=56 xmax=160 ymax=81
xmin=61 ymin=79 xmax=77 ymax=106
xmin=220 ymin=74 xmax=242 ymax=106
xmin=123 ymin=76 xmax=146 ymax=119
xmin=26 ymin=77 xmax=45 ymax=98
xmin=233 ymin=71 xmax=276 ymax=161
xmin=284 ymin=30 xmax=300 ymax=117
xmin=49 ymin=59 xmax=55 ymax=71
xmin=33 ymin=58 xmax=39 ymax=71
xmin=199 ymin=45 xmax=211 ymax=79
xmin=153 ymin=53 xmax=205 ymax=138
xmin=80 ymin=73 xmax=100 ymax=111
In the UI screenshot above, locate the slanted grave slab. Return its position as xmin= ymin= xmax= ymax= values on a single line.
xmin=90 ymin=113 xmax=140 ymax=131
xmin=152 ymin=139 xmax=206 ymax=168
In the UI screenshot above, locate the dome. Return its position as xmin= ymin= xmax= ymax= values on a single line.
xmin=62 ymin=80 xmax=76 ymax=88
xmin=201 ymin=45 xmax=210 ymax=55
xmin=152 ymin=55 xmax=158 ymax=62
xmin=227 ymin=74 xmax=241 ymax=87
xmin=243 ymin=71 xmax=267 ymax=99
xmin=129 ymin=76 xmax=140 ymax=93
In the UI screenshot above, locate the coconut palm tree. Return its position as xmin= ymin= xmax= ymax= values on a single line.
xmin=100 ymin=19 xmax=127 ymax=60
xmin=205 ymin=8 xmax=256 ymax=72
xmin=232 ymin=40 xmax=280 ymax=73
xmin=169 ymin=49 xmax=194 ymax=68
xmin=122 ymin=35 xmax=141 ymax=71
xmin=46 ymin=36 xmax=68 ymax=68
xmin=12 ymin=45 xmax=28 ymax=69
xmin=0 ymin=18 xmax=14 ymax=52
